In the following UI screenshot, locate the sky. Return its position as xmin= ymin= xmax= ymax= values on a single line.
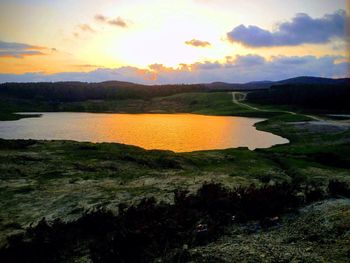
xmin=0 ymin=0 xmax=349 ymax=83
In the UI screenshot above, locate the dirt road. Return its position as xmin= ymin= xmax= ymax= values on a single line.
xmin=231 ymin=92 xmax=349 ymax=125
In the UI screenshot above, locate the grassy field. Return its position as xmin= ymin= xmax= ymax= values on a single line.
xmin=0 ymin=92 xmax=281 ymax=117
xmin=0 ymin=91 xmax=349 ymax=262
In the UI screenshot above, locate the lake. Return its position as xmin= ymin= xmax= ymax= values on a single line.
xmin=0 ymin=113 xmax=288 ymax=152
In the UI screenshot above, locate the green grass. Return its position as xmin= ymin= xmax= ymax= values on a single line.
xmin=0 ymin=92 xmax=280 ymax=118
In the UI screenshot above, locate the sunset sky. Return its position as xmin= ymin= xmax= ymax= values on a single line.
xmin=0 ymin=0 xmax=349 ymax=83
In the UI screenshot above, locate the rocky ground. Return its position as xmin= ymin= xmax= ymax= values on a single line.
xmin=189 ymin=198 xmax=350 ymax=263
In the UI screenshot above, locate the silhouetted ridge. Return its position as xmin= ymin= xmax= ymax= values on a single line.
xmin=0 ymin=82 xmax=207 ymax=101
xmin=246 ymin=82 xmax=350 ymax=111
xmin=205 ymin=76 xmax=349 ymax=90
xmin=276 ymin=76 xmax=349 ymax=85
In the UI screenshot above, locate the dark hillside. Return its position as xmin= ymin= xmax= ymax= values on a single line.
xmin=204 ymin=77 xmax=349 ymax=91
xmin=276 ymin=76 xmax=349 ymax=85
xmin=246 ymin=83 xmax=350 ymax=111
xmin=0 ymin=82 xmax=207 ymax=102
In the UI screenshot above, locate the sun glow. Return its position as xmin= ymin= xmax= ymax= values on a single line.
xmin=0 ymin=0 xmax=348 ymax=79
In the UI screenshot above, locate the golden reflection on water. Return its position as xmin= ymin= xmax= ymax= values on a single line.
xmin=0 ymin=113 xmax=288 ymax=152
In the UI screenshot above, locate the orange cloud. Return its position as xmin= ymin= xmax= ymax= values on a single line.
xmin=185 ymin=39 xmax=211 ymax=47
xmin=148 ymin=63 xmax=177 ymax=73
xmin=0 ymin=52 xmax=45 ymax=58
xmin=27 ymin=45 xmax=48 ymax=50
xmin=137 ymin=68 xmax=157 ymax=81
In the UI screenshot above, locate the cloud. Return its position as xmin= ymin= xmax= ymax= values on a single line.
xmin=0 ymin=40 xmax=47 ymax=58
xmin=78 ymin=24 xmax=95 ymax=33
xmin=94 ymin=14 xmax=107 ymax=23
xmin=227 ymin=10 xmax=348 ymax=47
xmin=192 ymin=61 xmax=222 ymax=70
xmin=95 ymin=14 xmax=129 ymax=28
xmin=0 ymin=55 xmax=348 ymax=84
xmin=73 ymin=64 xmax=104 ymax=68
xmin=108 ymin=17 xmax=128 ymax=27
xmin=185 ymin=39 xmax=211 ymax=47
xmin=233 ymin=55 xmax=265 ymax=66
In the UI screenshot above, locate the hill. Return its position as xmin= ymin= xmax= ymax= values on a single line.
xmin=204 ymin=76 xmax=349 ymax=90
xmin=246 ymin=82 xmax=350 ymax=111
xmin=0 ymin=81 xmax=207 ymax=102
xmin=0 ymin=76 xmax=348 ymax=114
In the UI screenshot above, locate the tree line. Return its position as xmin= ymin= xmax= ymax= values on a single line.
xmin=246 ymin=83 xmax=350 ymax=111
xmin=0 ymin=81 xmax=208 ymax=102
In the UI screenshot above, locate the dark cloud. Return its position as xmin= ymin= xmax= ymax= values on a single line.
xmin=193 ymin=61 xmax=222 ymax=70
xmin=0 ymin=50 xmax=44 ymax=58
xmin=95 ymin=14 xmax=129 ymax=28
xmin=234 ymin=55 xmax=265 ymax=66
xmin=0 ymin=40 xmax=46 ymax=58
xmin=227 ymin=10 xmax=348 ymax=47
xmin=1 ymin=55 xmax=348 ymax=84
xmin=185 ymin=39 xmax=211 ymax=47
xmin=0 ymin=41 xmax=31 ymax=50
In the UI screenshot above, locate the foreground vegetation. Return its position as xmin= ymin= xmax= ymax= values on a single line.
xmin=1 ymin=181 xmax=349 ymax=262
xmin=0 ymin=85 xmax=349 ymax=262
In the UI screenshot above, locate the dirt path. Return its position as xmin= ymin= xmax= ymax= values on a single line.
xmin=231 ymin=92 xmax=349 ymax=125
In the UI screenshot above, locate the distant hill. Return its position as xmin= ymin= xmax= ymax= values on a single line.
xmin=0 ymin=82 xmax=207 ymax=102
xmin=0 ymin=76 xmax=348 ymax=104
xmin=246 ymin=81 xmax=350 ymax=111
xmin=204 ymin=76 xmax=350 ymax=91
xmin=276 ymin=76 xmax=349 ymax=85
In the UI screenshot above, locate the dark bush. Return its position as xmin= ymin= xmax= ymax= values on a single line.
xmin=0 ymin=139 xmax=36 ymax=149
xmin=328 ymin=180 xmax=350 ymax=197
xmin=0 ymin=182 xmax=316 ymax=263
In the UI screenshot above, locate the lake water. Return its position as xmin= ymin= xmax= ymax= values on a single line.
xmin=0 ymin=113 xmax=288 ymax=152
